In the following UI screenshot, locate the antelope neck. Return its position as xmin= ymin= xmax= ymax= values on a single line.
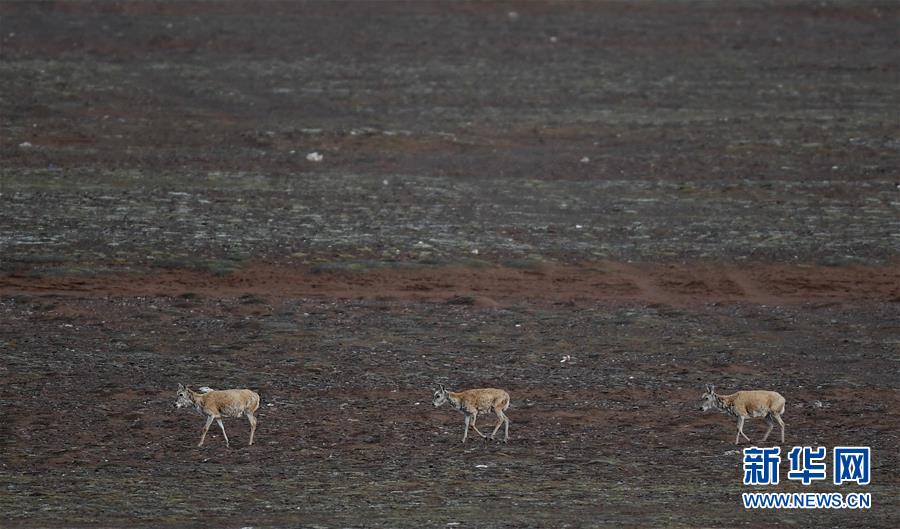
xmin=188 ymin=390 xmax=206 ymax=413
xmin=716 ymin=394 xmax=737 ymax=416
xmin=447 ymin=393 xmax=463 ymax=411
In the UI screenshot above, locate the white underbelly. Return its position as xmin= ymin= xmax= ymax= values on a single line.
xmin=220 ymin=405 xmax=246 ymax=418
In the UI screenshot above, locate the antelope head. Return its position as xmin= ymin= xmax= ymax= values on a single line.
xmin=699 ymin=384 xmax=719 ymax=412
xmin=174 ymin=383 xmax=193 ymax=409
xmin=432 ymin=384 xmax=449 ymax=407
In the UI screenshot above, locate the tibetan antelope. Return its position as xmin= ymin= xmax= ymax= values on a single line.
xmin=174 ymin=384 xmax=260 ymax=447
xmin=433 ymin=384 xmax=511 ymax=443
xmin=699 ymin=384 xmax=786 ymax=444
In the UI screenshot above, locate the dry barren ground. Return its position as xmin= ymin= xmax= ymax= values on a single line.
xmin=1 ymin=1 xmax=899 ymax=528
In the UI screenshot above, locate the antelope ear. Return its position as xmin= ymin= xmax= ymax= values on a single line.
xmin=706 ymin=384 xmax=715 ymax=393
xmin=438 ymin=384 xmax=445 ymax=392
xmin=178 ymin=383 xmax=185 ymax=390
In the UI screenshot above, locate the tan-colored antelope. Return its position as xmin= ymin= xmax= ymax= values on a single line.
xmin=174 ymin=384 xmax=260 ymax=447
xmin=433 ymin=384 xmax=511 ymax=443
xmin=699 ymin=384 xmax=786 ymax=444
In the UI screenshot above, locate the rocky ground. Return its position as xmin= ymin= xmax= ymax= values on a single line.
xmin=1 ymin=1 xmax=898 ymax=528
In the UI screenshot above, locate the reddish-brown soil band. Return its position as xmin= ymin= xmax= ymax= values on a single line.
xmin=2 ymin=261 xmax=898 ymax=306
